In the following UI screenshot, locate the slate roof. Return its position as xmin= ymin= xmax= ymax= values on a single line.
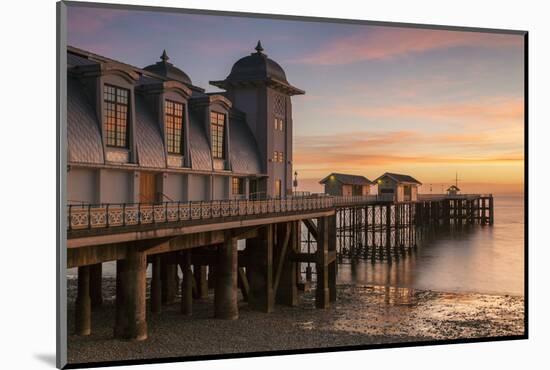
xmin=319 ymin=173 xmax=373 ymax=185
xmin=67 ymin=77 xmax=104 ymax=164
xmin=375 ymin=173 xmax=422 ymax=185
xmin=67 ymin=46 xmax=265 ymax=176
xmin=134 ymin=94 xmax=166 ymax=168
xmin=67 ymin=52 xmax=98 ymax=67
xmin=229 ymin=112 xmax=263 ymax=174
xmin=188 ymin=109 xmax=213 ymax=171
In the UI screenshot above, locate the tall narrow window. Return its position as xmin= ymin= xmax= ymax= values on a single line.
xmin=232 ymin=177 xmax=244 ymax=195
xmin=165 ymin=100 xmax=184 ymax=154
xmin=274 ymin=118 xmax=284 ymax=131
xmin=103 ymin=84 xmax=129 ymax=148
xmin=210 ymin=111 xmax=225 ymax=159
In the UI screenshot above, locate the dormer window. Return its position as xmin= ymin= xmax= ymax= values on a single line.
xmin=210 ymin=111 xmax=225 ymax=159
xmin=103 ymin=84 xmax=129 ymax=148
xmin=165 ymin=100 xmax=184 ymax=154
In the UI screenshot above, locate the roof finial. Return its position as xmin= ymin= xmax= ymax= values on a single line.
xmin=160 ymin=49 xmax=169 ymax=62
xmin=255 ymin=40 xmax=264 ymax=54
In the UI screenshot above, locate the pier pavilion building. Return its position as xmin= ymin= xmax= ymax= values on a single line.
xmin=67 ymin=41 xmax=304 ymax=206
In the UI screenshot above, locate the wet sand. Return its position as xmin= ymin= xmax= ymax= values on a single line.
xmin=67 ymin=278 xmax=524 ymax=364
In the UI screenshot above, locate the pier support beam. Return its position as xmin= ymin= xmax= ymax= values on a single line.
xmin=125 ymin=248 xmax=148 ymax=341
xmin=114 ymin=259 xmax=127 ymax=338
xmin=181 ymin=250 xmax=193 ymax=316
xmin=276 ymin=222 xmax=298 ymax=306
xmin=150 ymin=256 xmax=162 ymax=314
xmin=75 ymin=265 xmax=91 ymax=336
xmin=161 ymin=258 xmax=179 ymax=305
xmin=328 ymin=215 xmax=337 ymax=302
xmin=247 ymin=225 xmax=274 ymax=313
xmin=489 ymin=196 xmax=494 ymax=225
xmin=214 ymin=232 xmax=238 ymax=319
xmin=89 ymin=263 xmax=103 ymax=309
xmin=316 ymin=217 xmax=330 ymax=309
xmin=193 ymin=265 xmax=208 ymax=299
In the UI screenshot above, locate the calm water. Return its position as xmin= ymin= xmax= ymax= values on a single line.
xmin=338 ymin=194 xmax=525 ymax=296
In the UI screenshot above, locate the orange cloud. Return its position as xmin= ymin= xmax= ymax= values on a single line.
xmin=294 ymin=27 xmax=523 ymax=65
xmin=336 ymin=97 xmax=524 ymax=123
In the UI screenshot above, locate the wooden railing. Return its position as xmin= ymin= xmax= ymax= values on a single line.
xmin=67 ymin=196 xmax=334 ymax=231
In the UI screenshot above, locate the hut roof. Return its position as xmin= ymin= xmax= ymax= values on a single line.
xmin=375 ymin=172 xmax=422 ymax=185
xmin=319 ymin=173 xmax=373 ymax=185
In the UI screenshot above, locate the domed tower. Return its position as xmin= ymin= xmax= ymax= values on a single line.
xmin=144 ymin=50 xmax=193 ymax=85
xmin=210 ymin=41 xmax=305 ymax=198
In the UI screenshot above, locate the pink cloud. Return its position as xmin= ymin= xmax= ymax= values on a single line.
xmin=294 ymin=27 xmax=523 ymax=65
xmin=67 ymin=7 xmax=124 ymax=34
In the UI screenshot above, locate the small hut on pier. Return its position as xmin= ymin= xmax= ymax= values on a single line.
xmin=374 ymin=172 xmax=421 ymax=202
xmin=319 ymin=173 xmax=373 ymax=196
xmin=446 ymin=185 xmax=460 ymax=196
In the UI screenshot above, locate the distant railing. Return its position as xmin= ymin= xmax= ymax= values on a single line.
xmin=67 ymin=196 xmax=334 ymax=231
xmin=417 ymin=193 xmax=492 ymax=201
xmin=333 ymin=195 xmax=380 ymax=206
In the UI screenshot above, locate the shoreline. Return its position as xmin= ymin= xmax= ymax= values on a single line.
xmin=67 ymin=278 xmax=525 ymax=364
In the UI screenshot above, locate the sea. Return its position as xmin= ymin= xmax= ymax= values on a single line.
xmin=338 ymin=194 xmax=525 ymax=296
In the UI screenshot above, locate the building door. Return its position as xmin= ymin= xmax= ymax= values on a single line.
xmin=139 ymin=172 xmax=158 ymax=203
xmin=404 ymin=185 xmax=411 ymax=201
xmin=274 ymin=179 xmax=282 ymax=198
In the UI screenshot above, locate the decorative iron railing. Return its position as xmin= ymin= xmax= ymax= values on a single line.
xmin=417 ymin=194 xmax=492 ymax=201
xmin=332 ymin=195 xmax=382 ymax=206
xmin=67 ymin=196 xmax=334 ymax=231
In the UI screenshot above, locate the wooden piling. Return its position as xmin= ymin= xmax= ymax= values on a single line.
xmin=193 ymin=265 xmax=208 ymax=299
xmin=89 ymin=263 xmax=103 ymax=309
xmin=247 ymin=225 xmax=275 ymax=313
xmin=150 ymin=255 xmax=162 ymax=314
xmin=161 ymin=258 xmax=178 ymax=305
xmin=276 ymin=222 xmax=298 ymax=306
xmin=489 ymin=196 xmax=494 ymax=225
xmin=124 ymin=248 xmax=147 ymax=341
xmin=75 ymin=265 xmax=91 ymax=336
xmin=316 ymin=216 xmax=330 ymax=309
xmin=328 ymin=215 xmax=337 ymax=302
xmin=180 ymin=250 xmax=193 ymax=316
xmin=214 ymin=232 xmax=238 ymax=320
xmin=114 ymin=259 xmax=127 ymax=338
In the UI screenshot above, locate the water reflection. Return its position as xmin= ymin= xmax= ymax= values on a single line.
xmin=338 ymin=210 xmax=523 ymax=296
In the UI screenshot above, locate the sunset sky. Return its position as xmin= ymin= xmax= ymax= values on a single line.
xmin=67 ymin=5 xmax=525 ymax=194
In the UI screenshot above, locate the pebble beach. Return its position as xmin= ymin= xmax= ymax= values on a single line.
xmin=66 ymin=277 xmax=525 ymax=364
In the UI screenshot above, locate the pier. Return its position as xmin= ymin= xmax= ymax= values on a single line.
xmin=66 ymin=193 xmax=493 ymax=340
